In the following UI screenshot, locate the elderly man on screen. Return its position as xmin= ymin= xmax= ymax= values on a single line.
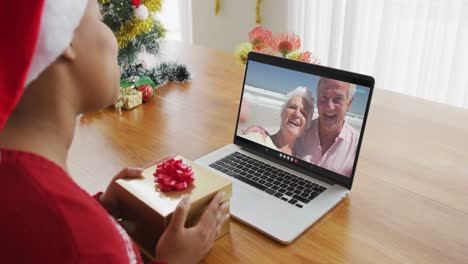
xmin=245 ymin=78 xmax=359 ymax=177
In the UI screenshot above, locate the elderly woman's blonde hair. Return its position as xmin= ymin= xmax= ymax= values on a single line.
xmin=281 ymin=86 xmax=315 ymax=128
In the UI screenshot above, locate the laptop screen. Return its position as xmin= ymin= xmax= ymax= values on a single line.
xmin=234 ymin=53 xmax=373 ymax=187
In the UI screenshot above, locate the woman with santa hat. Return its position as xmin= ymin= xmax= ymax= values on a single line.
xmin=0 ymin=1 xmax=228 ymax=263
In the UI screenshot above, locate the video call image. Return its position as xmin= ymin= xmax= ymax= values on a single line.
xmin=237 ymin=61 xmax=370 ymax=177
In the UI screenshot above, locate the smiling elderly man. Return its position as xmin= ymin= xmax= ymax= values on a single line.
xmin=294 ymin=78 xmax=359 ymax=177
xmin=243 ymin=78 xmax=359 ymax=177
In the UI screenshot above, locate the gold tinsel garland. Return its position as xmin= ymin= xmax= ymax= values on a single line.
xmin=214 ymin=0 xmax=262 ymax=24
xmin=256 ymin=0 xmax=262 ymax=24
xmin=103 ymin=0 xmax=162 ymax=49
xmin=116 ymin=16 xmax=154 ymax=48
xmin=142 ymin=0 xmax=162 ymax=13
xmin=215 ymin=0 xmax=220 ymax=16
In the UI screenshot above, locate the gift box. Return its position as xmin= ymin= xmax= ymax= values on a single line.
xmin=114 ymin=87 xmax=143 ymax=111
xmin=115 ymin=156 xmax=232 ymax=259
xmin=120 ymin=75 xmax=156 ymax=89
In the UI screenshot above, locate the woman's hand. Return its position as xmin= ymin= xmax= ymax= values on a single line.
xmin=98 ymin=167 xmax=144 ymax=218
xmin=155 ymin=192 xmax=229 ymax=264
xmin=99 ymin=156 xmax=172 ymax=218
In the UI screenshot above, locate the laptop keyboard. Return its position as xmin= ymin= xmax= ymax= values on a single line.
xmin=209 ymin=152 xmax=327 ymax=208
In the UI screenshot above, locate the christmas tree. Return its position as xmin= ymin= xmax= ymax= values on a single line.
xmin=98 ymin=0 xmax=190 ymax=87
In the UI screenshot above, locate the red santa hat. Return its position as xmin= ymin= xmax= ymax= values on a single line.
xmin=0 ymin=1 xmax=88 ymax=130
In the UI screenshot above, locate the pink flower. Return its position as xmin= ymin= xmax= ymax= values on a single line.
xmin=309 ymin=54 xmax=320 ymax=65
xmin=256 ymin=46 xmax=277 ymax=56
xmin=270 ymin=32 xmax=301 ymax=56
xmin=248 ymin=26 xmax=272 ymax=51
xmin=298 ymin=51 xmax=311 ymax=63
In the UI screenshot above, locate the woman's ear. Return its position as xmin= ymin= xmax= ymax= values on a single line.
xmin=61 ymin=44 xmax=77 ymax=62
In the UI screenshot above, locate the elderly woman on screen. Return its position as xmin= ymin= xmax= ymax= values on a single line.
xmin=242 ymin=86 xmax=315 ymax=155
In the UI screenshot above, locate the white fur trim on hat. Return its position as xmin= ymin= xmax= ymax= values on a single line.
xmin=26 ymin=0 xmax=88 ymax=87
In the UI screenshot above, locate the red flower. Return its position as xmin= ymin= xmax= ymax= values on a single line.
xmin=248 ymin=26 xmax=272 ymax=51
xmin=153 ymin=158 xmax=195 ymax=192
xmin=270 ymin=32 xmax=301 ymax=56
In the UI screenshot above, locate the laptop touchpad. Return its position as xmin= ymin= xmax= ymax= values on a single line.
xmin=230 ymin=182 xmax=268 ymax=213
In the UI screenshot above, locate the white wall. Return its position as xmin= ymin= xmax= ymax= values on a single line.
xmin=192 ymin=0 xmax=288 ymax=52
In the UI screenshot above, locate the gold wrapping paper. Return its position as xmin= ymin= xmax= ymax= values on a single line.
xmin=114 ymin=87 xmax=143 ymax=111
xmin=115 ymin=156 xmax=232 ymax=259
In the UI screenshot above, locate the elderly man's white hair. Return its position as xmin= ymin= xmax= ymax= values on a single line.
xmin=281 ymin=86 xmax=315 ymax=128
xmin=317 ymin=78 xmax=357 ymax=99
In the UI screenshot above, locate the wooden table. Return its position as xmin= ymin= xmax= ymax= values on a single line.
xmin=69 ymin=42 xmax=468 ymax=263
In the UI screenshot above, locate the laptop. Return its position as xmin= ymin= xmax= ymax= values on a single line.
xmin=196 ymin=52 xmax=374 ymax=244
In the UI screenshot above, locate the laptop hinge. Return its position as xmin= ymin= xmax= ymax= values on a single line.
xmin=239 ymin=145 xmax=337 ymax=186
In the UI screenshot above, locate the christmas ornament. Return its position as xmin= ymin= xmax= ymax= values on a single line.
xmin=121 ymin=75 xmax=155 ymax=90
xmin=99 ymin=0 xmax=191 ymax=92
xmin=138 ymin=84 xmax=154 ymax=102
xmin=153 ymin=158 xmax=195 ymax=192
xmin=99 ymin=0 xmax=164 ymax=64
xmin=135 ymin=5 xmax=149 ymax=20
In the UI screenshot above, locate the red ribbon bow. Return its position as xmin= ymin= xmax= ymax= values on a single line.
xmin=154 ymin=158 xmax=195 ymax=192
